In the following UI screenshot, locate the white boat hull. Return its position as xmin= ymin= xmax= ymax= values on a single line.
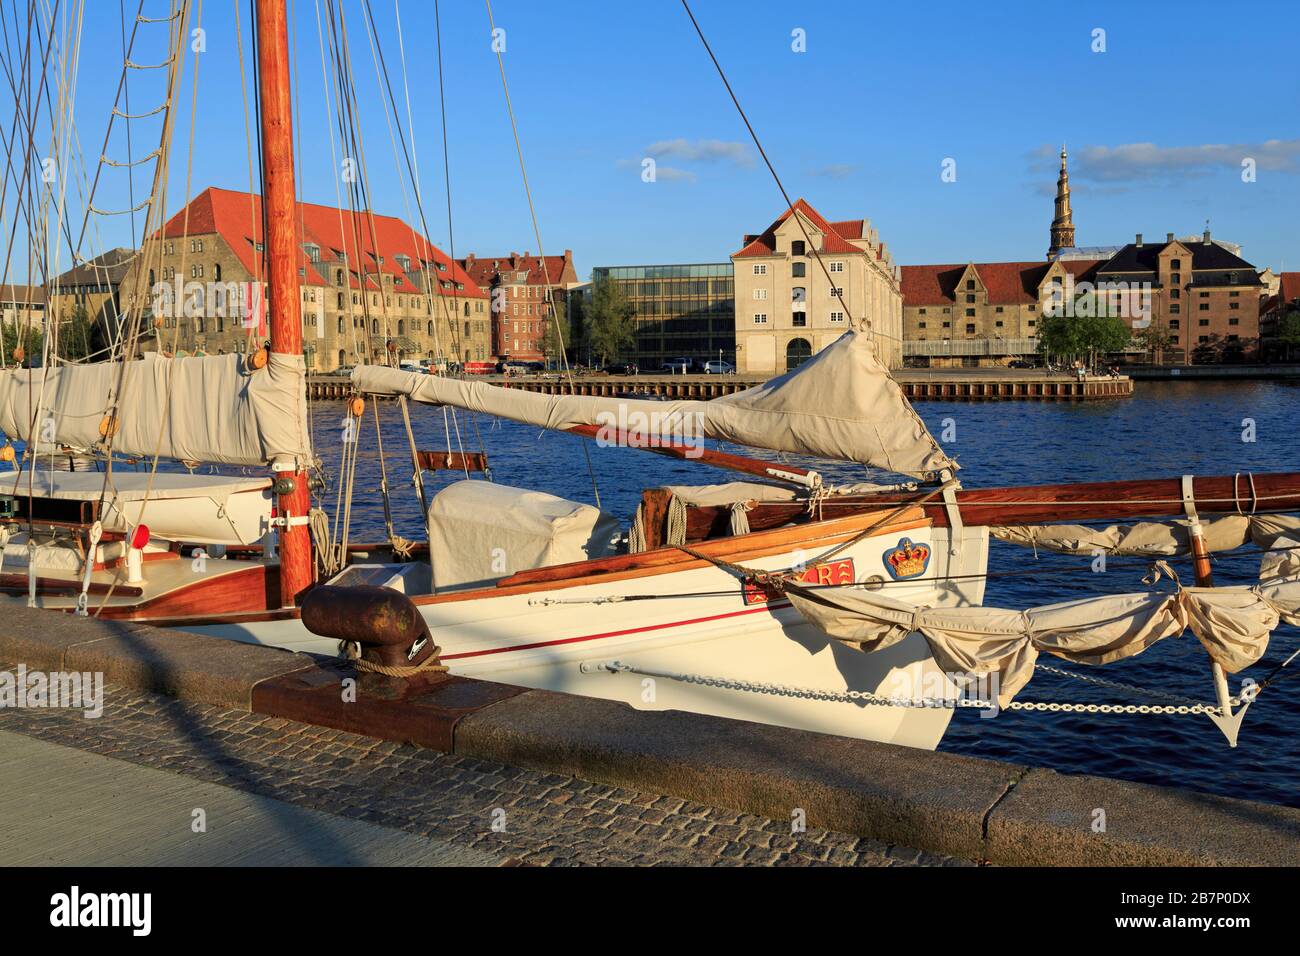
xmin=185 ymin=522 xmax=989 ymax=751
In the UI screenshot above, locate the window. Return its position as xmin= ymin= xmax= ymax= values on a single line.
xmin=942 ymin=321 xmax=951 ymax=328
xmin=1171 ymin=273 xmax=1181 ymax=284
xmin=829 ymin=311 xmax=845 ymax=323
xmin=1170 ymin=304 xmax=1180 ymax=314
xmin=966 ymin=280 xmax=975 ymax=291
xmin=919 ymin=308 xmax=927 ymax=315
xmin=966 ymin=294 xmax=975 ymax=304
xmin=1199 ymin=319 xmax=1210 ymax=327
xmin=791 ymin=241 xmax=805 ymax=256
xmin=1170 ymin=289 xmax=1180 ymax=299
xmin=1199 ymin=303 xmax=1209 ymax=311
xmin=828 ymin=287 xmax=843 ymax=297
xmin=965 ymin=308 xmax=975 ymax=317
xmin=753 ymin=289 xmax=768 ymax=300
xmin=995 ymin=306 xmax=1004 ymax=313
xmin=1027 ymin=319 xmax=1036 ymax=327
xmin=1229 ymin=303 xmax=1240 ymax=310
xmin=753 ymin=313 xmax=768 ymax=325
xmin=1199 ymin=336 xmax=1210 ymax=343
xmin=1171 ymin=258 xmax=1181 ymax=270
xmin=995 ymin=321 xmax=1004 ymax=328
xmin=792 ymin=262 xmax=806 ymax=278
xmin=918 ymin=321 xmax=927 ymax=329
xmin=1229 ymin=291 xmax=1240 ymax=298
xmin=792 ymin=314 xmax=807 ymax=327
xmin=965 ymin=324 xmax=976 ymax=334
xmin=1169 ymin=319 xmax=1181 ymax=329
xmin=829 ymin=261 xmax=844 ymax=273
xmin=1229 ymin=317 xmax=1240 ymax=326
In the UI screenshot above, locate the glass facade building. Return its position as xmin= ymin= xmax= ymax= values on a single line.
xmin=590 ymin=263 xmax=734 ymax=367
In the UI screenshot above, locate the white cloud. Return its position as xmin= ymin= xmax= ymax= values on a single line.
xmin=1028 ymin=139 xmax=1300 ymax=183
xmin=644 ymin=138 xmax=754 ymax=167
xmin=809 ymin=163 xmax=859 ymax=179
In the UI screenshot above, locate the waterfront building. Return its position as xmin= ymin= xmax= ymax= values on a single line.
xmin=45 ymin=247 xmax=135 ymax=337
xmin=1260 ymin=271 xmax=1300 ymax=362
xmin=732 ymin=199 xmax=902 ymax=373
xmin=589 ymin=263 xmax=734 ymax=369
xmin=902 ymin=142 xmax=1264 ymax=366
xmin=0 ymin=283 xmax=46 ymax=336
xmin=120 ymin=187 xmax=490 ymax=371
xmin=1094 ymin=230 xmax=1263 ymax=364
xmin=457 ymin=250 xmax=580 ymax=363
xmin=900 ymin=259 xmax=1105 ymax=367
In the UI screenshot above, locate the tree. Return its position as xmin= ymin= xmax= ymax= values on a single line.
xmin=1279 ymin=310 xmax=1300 ymax=361
xmin=1132 ymin=326 xmax=1175 ymax=365
xmin=1037 ymin=313 xmax=1131 ymax=367
xmin=0 ymin=321 xmax=43 ymax=366
xmin=581 ymin=275 xmax=636 ymax=365
xmin=539 ymin=296 xmax=571 ymax=368
xmin=60 ymin=304 xmax=98 ymax=362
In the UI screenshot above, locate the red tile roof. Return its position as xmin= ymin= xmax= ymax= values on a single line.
xmin=1280 ymin=271 xmax=1300 ymax=304
xmin=457 ymin=251 xmax=574 ymax=289
xmin=733 ymin=198 xmax=869 ymax=258
xmin=901 ymin=260 xmax=1104 ymax=306
xmin=157 ymin=187 xmax=485 ymax=297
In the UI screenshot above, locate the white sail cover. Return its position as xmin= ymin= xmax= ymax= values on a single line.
xmin=0 ymin=352 xmax=311 ymax=467
xmin=353 ymin=331 xmax=953 ymax=479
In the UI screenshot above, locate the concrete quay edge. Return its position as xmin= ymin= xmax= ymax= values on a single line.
xmin=2 ymin=606 xmax=1296 ymax=866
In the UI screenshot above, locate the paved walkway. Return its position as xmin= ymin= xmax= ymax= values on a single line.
xmin=0 ymin=669 xmax=970 ymax=867
xmin=0 ymin=730 xmax=500 ymax=866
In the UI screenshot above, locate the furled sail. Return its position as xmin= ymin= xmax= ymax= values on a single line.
xmin=0 ymin=352 xmax=312 ymax=467
xmin=353 ymin=331 xmax=954 ymax=479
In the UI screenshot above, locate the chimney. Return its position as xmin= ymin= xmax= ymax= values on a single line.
xmin=1135 ymin=233 xmax=1143 ymax=247
xmin=524 ymin=251 xmax=531 ymax=259
xmin=466 ymin=253 xmax=475 ymax=263
xmin=564 ymin=249 xmax=572 ymax=261
xmin=1166 ymin=232 xmax=1174 ymax=243
xmin=1203 ymin=227 xmax=1212 ymax=245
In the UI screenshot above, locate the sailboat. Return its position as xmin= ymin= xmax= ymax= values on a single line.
xmin=1 ymin=1 xmax=1298 ymax=752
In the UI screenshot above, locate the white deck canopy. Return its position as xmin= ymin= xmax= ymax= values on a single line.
xmin=4 ymin=471 xmax=274 ymax=546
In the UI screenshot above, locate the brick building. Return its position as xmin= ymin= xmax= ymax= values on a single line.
xmin=45 ymin=247 xmax=135 ymax=334
xmin=1260 ymin=271 xmax=1300 ymax=362
xmin=0 ymin=284 xmax=46 ymax=335
xmin=456 ymin=250 xmax=580 ymax=362
xmin=121 ymin=187 xmax=490 ymax=371
xmin=900 ymin=259 xmax=1103 ymax=367
xmin=1093 ymin=231 xmax=1263 ymax=364
xmin=732 ymin=199 xmax=903 ymax=373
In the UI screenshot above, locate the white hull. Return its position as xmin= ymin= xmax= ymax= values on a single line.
xmin=185 ymin=522 xmax=990 ymax=751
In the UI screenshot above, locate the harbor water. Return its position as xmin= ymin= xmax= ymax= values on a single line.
xmin=311 ymin=380 xmax=1300 ymax=807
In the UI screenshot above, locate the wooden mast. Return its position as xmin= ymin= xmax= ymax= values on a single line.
xmin=256 ymin=0 xmax=313 ymax=606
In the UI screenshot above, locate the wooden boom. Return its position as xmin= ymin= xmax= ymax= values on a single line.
xmin=677 ymin=471 xmax=1300 ymax=542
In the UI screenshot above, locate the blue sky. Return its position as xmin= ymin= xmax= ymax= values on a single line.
xmin=30 ymin=0 xmax=1300 ymax=280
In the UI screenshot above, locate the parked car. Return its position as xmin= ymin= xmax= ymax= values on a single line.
xmin=660 ymin=357 xmax=694 ymax=374
xmin=1008 ymin=359 xmax=1036 ymax=369
xmin=703 ymin=360 xmax=736 ymax=374
xmin=604 ymin=362 xmax=639 ymax=375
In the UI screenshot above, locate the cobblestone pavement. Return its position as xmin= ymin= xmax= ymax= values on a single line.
xmin=0 ymin=667 xmax=973 ymax=867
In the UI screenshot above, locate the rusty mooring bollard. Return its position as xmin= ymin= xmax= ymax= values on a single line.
xmin=302 ymin=585 xmax=441 ymax=673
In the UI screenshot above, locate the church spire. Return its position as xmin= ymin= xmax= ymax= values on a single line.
xmin=1048 ymin=143 xmax=1075 ymax=259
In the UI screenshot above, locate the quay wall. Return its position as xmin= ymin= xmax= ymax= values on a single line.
xmin=2 ymin=607 xmax=1295 ymax=866
xmin=310 ymin=372 xmax=1134 ymax=402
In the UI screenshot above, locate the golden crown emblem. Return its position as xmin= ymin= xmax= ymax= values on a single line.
xmin=884 ymin=538 xmax=930 ymax=579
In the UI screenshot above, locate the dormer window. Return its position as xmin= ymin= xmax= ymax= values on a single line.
xmin=791 ymin=241 xmax=806 ymax=257
xmin=396 ymin=254 xmax=411 ymax=272
xmin=304 ymin=243 xmax=321 ymax=263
